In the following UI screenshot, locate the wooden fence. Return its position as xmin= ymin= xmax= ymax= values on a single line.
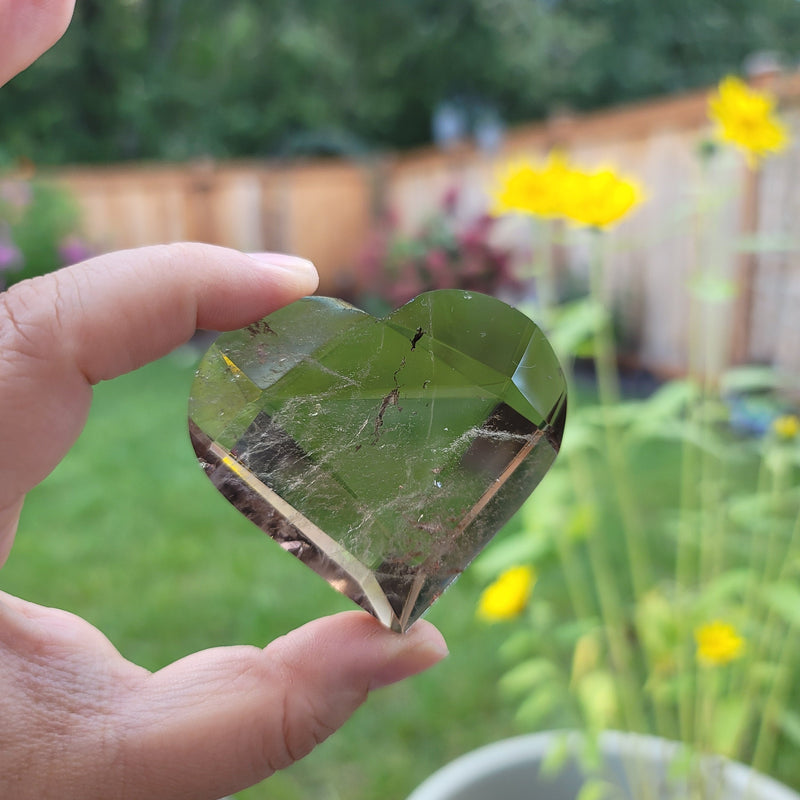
xmin=44 ymin=72 xmax=800 ymax=382
xmin=51 ymin=159 xmax=377 ymax=296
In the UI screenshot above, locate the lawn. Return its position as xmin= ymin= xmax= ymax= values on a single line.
xmin=1 ymin=348 xmax=520 ymax=799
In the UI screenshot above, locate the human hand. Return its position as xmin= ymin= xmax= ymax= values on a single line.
xmin=1 ymin=9 xmax=447 ymax=796
xmin=0 ymin=245 xmax=448 ymax=799
xmin=0 ymin=0 xmax=76 ymax=87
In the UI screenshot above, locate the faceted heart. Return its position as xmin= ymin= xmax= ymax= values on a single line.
xmin=189 ymin=290 xmax=566 ymax=632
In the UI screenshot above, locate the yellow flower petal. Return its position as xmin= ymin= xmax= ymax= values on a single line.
xmin=694 ymin=620 xmax=745 ymax=667
xmin=491 ymin=157 xmax=565 ymax=218
xmin=560 ymin=168 xmax=642 ymax=229
xmin=708 ymin=76 xmax=790 ymax=165
xmin=477 ymin=565 xmax=536 ymax=622
xmin=492 ymin=153 xmax=642 ymax=228
xmin=773 ymin=414 xmax=800 ymax=440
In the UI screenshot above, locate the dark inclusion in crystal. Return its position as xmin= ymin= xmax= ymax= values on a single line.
xmin=189 ymin=290 xmax=567 ymax=632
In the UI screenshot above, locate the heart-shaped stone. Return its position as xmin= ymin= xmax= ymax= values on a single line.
xmin=189 ymin=290 xmax=566 ymax=632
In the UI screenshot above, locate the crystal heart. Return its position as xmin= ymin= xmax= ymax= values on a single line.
xmin=189 ymin=290 xmax=566 ymax=632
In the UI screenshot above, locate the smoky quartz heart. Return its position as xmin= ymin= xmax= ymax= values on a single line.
xmin=189 ymin=290 xmax=566 ymax=632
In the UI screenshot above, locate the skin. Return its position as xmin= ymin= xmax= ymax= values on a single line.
xmin=0 ymin=6 xmax=448 ymax=799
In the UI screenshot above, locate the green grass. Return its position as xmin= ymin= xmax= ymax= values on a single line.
xmin=0 ymin=350 xmax=520 ymax=799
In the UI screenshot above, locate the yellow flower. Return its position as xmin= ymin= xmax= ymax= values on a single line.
xmin=773 ymin=414 xmax=800 ymax=440
xmin=560 ymin=168 xmax=642 ymax=229
xmin=708 ymin=76 xmax=789 ymax=166
xmin=491 ymin=152 xmax=573 ymax=218
xmin=477 ymin=565 xmax=536 ymax=622
xmin=694 ymin=620 xmax=745 ymax=667
xmin=492 ymin=153 xmax=641 ymax=228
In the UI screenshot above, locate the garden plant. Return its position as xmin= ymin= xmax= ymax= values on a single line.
xmin=471 ymin=75 xmax=800 ymax=798
xmin=0 ymin=171 xmax=89 ymax=291
xmin=5 ymin=76 xmax=800 ymax=800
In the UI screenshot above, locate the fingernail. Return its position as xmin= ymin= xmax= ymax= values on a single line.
xmin=249 ymin=252 xmax=317 ymax=278
xmin=370 ymin=623 xmax=449 ymax=690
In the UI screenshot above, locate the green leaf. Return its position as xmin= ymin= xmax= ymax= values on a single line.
xmin=721 ymin=366 xmax=781 ymax=394
xmin=727 ymin=490 xmax=794 ymax=537
xmin=762 ymin=582 xmax=800 ymax=628
xmin=708 ymin=696 xmax=749 ymax=757
xmin=750 ymin=661 xmax=782 ymax=689
xmin=515 ymin=684 xmax=562 ymax=728
xmin=572 ymin=401 xmax=643 ymax=428
xmin=649 ymin=419 xmax=734 ymax=460
xmin=636 ymin=379 xmax=698 ymax=421
xmin=548 ymin=299 xmax=608 ymax=358
xmin=696 ymin=569 xmax=751 ymax=608
xmin=499 ymin=657 xmax=559 ymax=697
xmin=779 ymin=709 xmax=800 ymax=748
xmin=539 ymin=732 xmax=571 ymax=777
xmin=576 ymin=778 xmax=613 ymax=800
xmin=498 ymin=629 xmax=539 ymax=663
xmin=576 ymin=670 xmax=619 ymax=730
xmin=577 ymin=735 xmax=602 ymax=772
xmin=689 ymin=273 xmax=738 ymax=304
xmin=729 ymin=491 xmax=776 ymax=526
xmin=566 ymin=504 xmax=596 ymax=542
xmin=628 ymin=380 xmax=701 ymax=442
xmin=470 ymin=529 xmax=552 ymax=579
xmin=733 ymin=234 xmax=800 ymax=253
xmin=561 ymin=418 xmax=603 ymax=455
xmin=667 ymin=744 xmax=696 ymax=781
xmin=555 ymin=618 xmax=600 ymax=648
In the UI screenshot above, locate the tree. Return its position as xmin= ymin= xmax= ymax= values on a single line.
xmin=1 ymin=0 xmax=798 ymax=165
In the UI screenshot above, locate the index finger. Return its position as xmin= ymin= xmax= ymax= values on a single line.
xmin=0 ymin=243 xmax=317 ymax=561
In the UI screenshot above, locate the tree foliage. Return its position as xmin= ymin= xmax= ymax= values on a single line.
xmin=2 ymin=0 xmax=799 ymax=165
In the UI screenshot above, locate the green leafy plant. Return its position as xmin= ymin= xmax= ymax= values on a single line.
xmin=356 ymin=187 xmax=521 ymax=313
xmin=475 ymin=76 xmax=800 ymax=795
xmin=0 ymin=176 xmax=88 ymax=291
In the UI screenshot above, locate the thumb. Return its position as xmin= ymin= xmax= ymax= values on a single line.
xmin=120 ymin=612 xmax=448 ymax=799
xmin=0 ymin=0 xmax=76 ymax=86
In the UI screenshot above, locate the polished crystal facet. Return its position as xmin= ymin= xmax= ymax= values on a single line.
xmin=189 ymin=290 xmax=566 ymax=632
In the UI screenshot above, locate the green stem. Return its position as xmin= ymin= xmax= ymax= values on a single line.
xmin=588 ymin=233 xmax=622 ymax=404
xmin=587 ymin=233 xmax=650 ymax=597
xmin=533 ymin=219 xmax=557 ymax=327
xmin=585 ymin=232 xmax=681 ymax=738
xmin=752 ymin=623 xmax=798 ymax=773
xmin=694 ymin=665 xmax=720 ymax=757
xmin=731 ymin=506 xmax=800 ymax=760
xmin=675 ymin=378 xmax=701 ymax=744
xmin=567 ymin=452 xmax=648 ymax=733
xmin=675 ymin=167 xmax=723 ymax=745
xmin=762 ymin=453 xmax=790 ymax=587
xmin=554 ymin=527 xmax=595 ymax=622
xmin=742 ymin=452 xmax=775 ymax=619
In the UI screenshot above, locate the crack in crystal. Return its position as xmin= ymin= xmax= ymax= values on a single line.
xmin=371 ymin=358 xmax=406 ymax=444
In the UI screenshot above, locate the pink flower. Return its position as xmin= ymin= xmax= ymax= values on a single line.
xmin=441 ymin=185 xmax=460 ymax=215
xmin=425 ymin=252 xmax=457 ymax=289
xmin=458 ymin=214 xmax=495 ymax=251
xmin=59 ymin=236 xmax=92 ymax=266
xmin=0 ymin=240 xmax=23 ymax=273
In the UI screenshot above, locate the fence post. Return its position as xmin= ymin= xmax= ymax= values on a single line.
xmin=730 ymin=165 xmax=759 ymax=365
xmin=730 ymin=60 xmax=780 ymax=364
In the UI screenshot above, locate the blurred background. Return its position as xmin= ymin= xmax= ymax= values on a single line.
xmin=2 ymin=2 xmax=800 ymax=798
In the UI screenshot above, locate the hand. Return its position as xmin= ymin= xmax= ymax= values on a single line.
xmin=0 ymin=0 xmax=76 ymax=87
xmin=0 ymin=245 xmax=448 ymax=799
